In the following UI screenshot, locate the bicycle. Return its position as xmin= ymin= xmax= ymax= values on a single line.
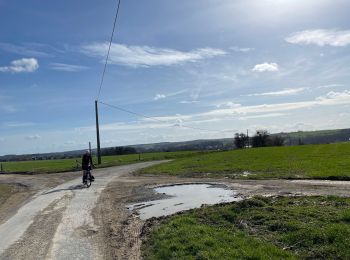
xmin=83 ymin=167 xmax=95 ymax=188
xmin=76 ymin=158 xmax=95 ymax=188
xmin=83 ymin=169 xmax=92 ymax=188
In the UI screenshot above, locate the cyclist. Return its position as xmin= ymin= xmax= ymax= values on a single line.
xmin=82 ymin=150 xmax=94 ymax=184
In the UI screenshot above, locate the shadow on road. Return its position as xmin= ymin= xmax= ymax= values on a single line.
xmin=42 ymin=184 xmax=86 ymax=195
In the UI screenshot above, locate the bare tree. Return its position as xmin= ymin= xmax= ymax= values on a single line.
xmin=234 ymin=133 xmax=248 ymax=149
xmin=251 ymin=130 xmax=270 ymax=147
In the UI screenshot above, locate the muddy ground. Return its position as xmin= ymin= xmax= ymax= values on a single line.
xmin=94 ymin=173 xmax=350 ymax=259
xmin=1 ymin=167 xmax=350 ymax=259
xmin=0 ymin=171 xmax=78 ymax=225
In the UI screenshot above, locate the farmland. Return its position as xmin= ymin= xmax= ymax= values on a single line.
xmin=140 ymin=142 xmax=350 ymax=180
xmin=0 ymin=151 xmax=204 ymax=174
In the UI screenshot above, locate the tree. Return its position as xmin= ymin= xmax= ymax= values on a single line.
xmin=251 ymin=130 xmax=270 ymax=147
xmin=234 ymin=133 xmax=248 ymax=149
xmin=269 ymin=135 xmax=285 ymax=146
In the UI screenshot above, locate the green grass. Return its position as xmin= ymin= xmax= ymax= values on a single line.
xmin=0 ymin=151 xmax=204 ymax=174
xmin=140 ymin=142 xmax=350 ymax=179
xmin=143 ymin=196 xmax=350 ymax=259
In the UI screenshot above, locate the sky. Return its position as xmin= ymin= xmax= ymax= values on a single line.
xmin=1 ymin=0 xmax=350 ymax=155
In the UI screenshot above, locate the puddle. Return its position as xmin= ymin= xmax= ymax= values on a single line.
xmin=127 ymin=184 xmax=241 ymax=220
xmin=242 ymin=171 xmax=251 ymax=177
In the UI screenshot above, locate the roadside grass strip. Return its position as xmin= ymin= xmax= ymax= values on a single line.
xmin=142 ymin=196 xmax=350 ymax=259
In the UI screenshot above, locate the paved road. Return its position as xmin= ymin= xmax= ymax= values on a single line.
xmin=0 ymin=161 xmax=161 ymax=260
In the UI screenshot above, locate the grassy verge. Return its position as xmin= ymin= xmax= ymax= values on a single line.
xmin=143 ymin=196 xmax=350 ymax=259
xmin=140 ymin=142 xmax=350 ymax=179
xmin=0 ymin=151 xmax=205 ymax=174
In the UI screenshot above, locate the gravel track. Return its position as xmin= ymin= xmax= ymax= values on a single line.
xmin=0 ymin=161 xmax=163 ymax=260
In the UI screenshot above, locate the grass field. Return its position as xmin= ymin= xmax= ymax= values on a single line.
xmin=140 ymin=142 xmax=350 ymax=179
xmin=143 ymin=196 xmax=350 ymax=259
xmin=0 ymin=151 xmax=205 ymax=174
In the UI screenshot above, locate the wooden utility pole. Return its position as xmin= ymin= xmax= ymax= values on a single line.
xmin=95 ymin=100 xmax=102 ymax=164
xmin=246 ymin=129 xmax=249 ymax=148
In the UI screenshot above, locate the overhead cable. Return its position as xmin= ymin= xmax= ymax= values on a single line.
xmin=96 ymin=0 xmax=121 ymax=101
xmin=99 ymin=101 xmax=227 ymax=133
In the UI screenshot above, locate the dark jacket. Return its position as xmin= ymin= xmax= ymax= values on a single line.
xmin=82 ymin=154 xmax=93 ymax=170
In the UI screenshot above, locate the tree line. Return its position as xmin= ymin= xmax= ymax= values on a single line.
xmin=101 ymin=146 xmax=137 ymax=156
xmin=234 ymin=130 xmax=285 ymax=149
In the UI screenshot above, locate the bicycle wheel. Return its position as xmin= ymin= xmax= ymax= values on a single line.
xmin=85 ymin=177 xmax=91 ymax=188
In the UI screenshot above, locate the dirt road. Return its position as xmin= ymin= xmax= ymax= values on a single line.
xmin=0 ymin=162 xmax=350 ymax=259
xmin=0 ymin=161 xmax=163 ymax=260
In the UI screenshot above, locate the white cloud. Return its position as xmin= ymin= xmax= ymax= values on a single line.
xmin=248 ymin=88 xmax=305 ymax=97
xmin=216 ymin=102 xmax=242 ymax=108
xmin=180 ymin=100 xmax=200 ymax=104
xmin=25 ymin=135 xmax=41 ymax=140
xmin=81 ymin=43 xmax=226 ymax=67
xmin=0 ymin=58 xmax=39 ymax=73
xmin=154 ymin=94 xmax=166 ymax=101
xmin=252 ymin=62 xmax=279 ymax=72
xmin=285 ymin=29 xmax=350 ymax=47
xmin=316 ymin=84 xmax=344 ymax=89
xmin=238 ymin=113 xmax=287 ymax=121
xmin=148 ymin=90 xmax=350 ymax=123
xmin=153 ymin=89 xmax=188 ymax=101
xmin=230 ymin=46 xmax=254 ymax=52
xmin=50 ymin=63 xmax=88 ymax=72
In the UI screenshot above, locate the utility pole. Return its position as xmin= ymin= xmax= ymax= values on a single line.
xmin=246 ymin=129 xmax=249 ymax=148
xmin=95 ymin=100 xmax=102 ymax=164
xmin=89 ymin=141 xmax=91 ymax=154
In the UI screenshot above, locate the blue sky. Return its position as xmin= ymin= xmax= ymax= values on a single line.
xmin=1 ymin=0 xmax=350 ymax=155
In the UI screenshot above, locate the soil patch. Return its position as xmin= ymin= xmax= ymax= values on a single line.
xmin=94 ymin=175 xmax=350 ymax=259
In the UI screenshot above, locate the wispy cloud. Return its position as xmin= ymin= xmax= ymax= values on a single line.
xmin=316 ymin=84 xmax=344 ymax=89
xmin=238 ymin=113 xmax=287 ymax=121
xmin=81 ymin=43 xmax=226 ymax=68
xmin=216 ymin=102 xmax=241 ymax=108
xmin=248 ymin=88 xmax=305 ymax=97
xmin=180 ymin=100 xmax=200 ymax=104
xmin=149 ymin=90 xmax=350 ymax=122
xmin=0 ymin=42 xmax=53 ymax=57
xmin=154 ymin=94 xmax=166 ymax=100
xmin=153 ymin=89 xmax=188 ymax=101
xmin=285 ymin=29 xmax=350 ymax=47
xmin=49 ymin=62 xmax=88 ymax=72
xmin=25 ymin=134 xmax=41 ymax=140
xmin=252 ymin=62 xmax=279 ymax=72
xmin=0 ymin=58 xmax=39 ymax=73
xmin=230 ymin=46 xmax=254 ymax=52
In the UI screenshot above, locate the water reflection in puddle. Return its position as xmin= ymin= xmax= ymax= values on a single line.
xmin=127 ymin=184 xmax=241 ymax=220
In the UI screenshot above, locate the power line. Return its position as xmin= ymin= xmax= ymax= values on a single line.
xmin=96 ymin=0 xmax=122 ymax=101
xmin=98 ymin=101 xmax=228 ymax=133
